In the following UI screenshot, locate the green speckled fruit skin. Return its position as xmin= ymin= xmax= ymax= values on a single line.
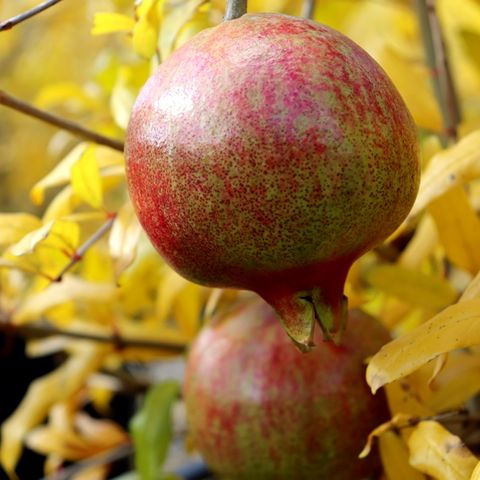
xmin=125 ymin=13 xmax=420 ymax=348
xmin=184 ymin=298 xmax=390 ymax=480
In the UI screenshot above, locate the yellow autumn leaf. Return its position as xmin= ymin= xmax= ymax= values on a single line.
xmin=367 ymin=298 xmax=480 ymax=393
xmin=110 ymin=69 xmax=137 ymax=130
xmin=132 ymin=0 xmax=162 ymax=59
xmin=118 ymin=247 xmax=164 ymax=316
xmin=438 ymin=0 xmax=480 ymax=112
xmin=159 ymin=0 xmax=206 ymax=60
xmin=13 ymin=275 xmax=117 ymax=324
xmin=9 ymin=219 xmax=79 ymax=259
xmin=385 ymin=377 xmax=434 ymax=419
xmin=137 ymin=0 xmax=162 ymax=18
xmin=461 ymin=270 xmax=480 ymax=302
xmin=71 ymin=148 xmax=103 ymax=209
xmin=36 ymin=81 xmax=98 ymax=111
xmin=408 ymin=421 xmax=478 ymax=480
xmin=0 ymin=258 xmax=42 ymax=276
xmin=9 ymin=221 xmax=55 ymax=256
xmin=327 ymin=0 xmax=442 ymax=132
xmin=156 ymin=267 xmax=192 ymax=325
xmin=30 ymin=143 xmax=88 ymax=205
xmin=173 ymin=3 xmax=213 ymax=50
xmin=407 ymin=129 xmax=480 ymax=221
xmin=426 ymin=348 xmax=480 ymax=411
xmin=87 ymin=373 xmax=120 ymax=414
xmin=379 ymin=431 xmax=426 ymax=480
xmin=398 ymin=215 xmax=438 ymax=269
xmin=0 ymin=213 xmax=42 ymax=248
xmin=429 ymin=185 xmax=480 ymax=274
xmin=172 ymin=282 xmax=205 ymax=338
xmin=42 ymin=185 xmax=80 ymax=222
xmin=360 ymin=413 xmax=415 ymax=458
xmin=109 ymin=201 xmax=142 ymax=277
xmin=31 ymin=144 xmax=124 ymax=206
xmin=364 ymin=264 xmax=457 ymax=311
xmin=471 ymin=462 xmax=480 ymax=480
xmin=0 ymin=343 xmax=109 ymax=475
xmin=26 ymin=409 xmax=127 ymax=461
xmin=43 ymin=165 xmax=125 ymax=223
xmin=91 ymin=12 xmax=135 ymax=35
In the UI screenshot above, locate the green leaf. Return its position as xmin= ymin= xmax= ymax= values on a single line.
xmin=129 ymin=380 xmax=180 ymax=480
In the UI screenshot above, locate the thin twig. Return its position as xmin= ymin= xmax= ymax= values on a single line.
xmin=415 ymin=0 xmax=461 ymax=143
xmin=41 ymin=443 xmax=133 ymax=480
xmin=302 ymin=0 xmax=316 ymax=19
xmin=53 ymin=215 xmax=117 ymax=282
xmin=0 ymin=90 xmax=124 ymax=152
xmin=0 ymin=0 xmax=63 ymax=31
xmin=224 ymin=0 xmax=247 ymax=21
xmin=396 ymin=409 xmax=480 ymax=430
xmin=0 ymin=319 xmax=187 ymax=353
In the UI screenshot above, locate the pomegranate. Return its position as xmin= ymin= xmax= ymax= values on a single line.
xmin=125 ymin=13 xmax=419 ymax=350
xmin=184 ymin=298 xmax=390 ymax=479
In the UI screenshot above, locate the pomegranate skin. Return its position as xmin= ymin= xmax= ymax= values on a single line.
xmin=125 ymin=13 xmax=419 ymax=349
xmin=184 ymin=298 xmax=390 ymax=480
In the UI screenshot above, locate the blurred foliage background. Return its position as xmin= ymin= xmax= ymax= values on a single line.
xmin=3 ymin=0 xmax=480 ymax=479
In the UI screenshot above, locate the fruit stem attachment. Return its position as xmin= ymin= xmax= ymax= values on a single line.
xmin=259 ymin=287 xmax=349 ymax=352
xmin=224 ymin=0 xmax=247 ymax=21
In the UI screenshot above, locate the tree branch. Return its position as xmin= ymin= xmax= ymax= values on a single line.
xmin=53 ymin=214 xmax=117 ymax=282
xmin=0 ymin=89 xmax=124 ymax=152
xmin=0 ymin=319 xmax=186 ymax=353
xmin=415 ymin=0 xmax=461 ymax=143
xmin=224 ymin=0 xmax=247 ymax=21
xmin=0 ymin=0 xmax=63 ymax=31
xmin=302 ymin=0 xmax=316 ymax=19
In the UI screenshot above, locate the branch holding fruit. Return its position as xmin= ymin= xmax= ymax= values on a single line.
xmin=224 ymin=0 xmax=248 ymax=21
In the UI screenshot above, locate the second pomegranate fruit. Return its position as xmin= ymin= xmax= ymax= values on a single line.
xmin=184 ymin=298 xmax=391 ymax=479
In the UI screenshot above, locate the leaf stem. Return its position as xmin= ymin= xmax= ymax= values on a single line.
xmin=302 ymin=0 xmax=316 ymax=19
xmin=0 ymin=89 xmax=124 ymax=152
xmin=224 ymin=0 xmax=247 ymax=21
xmin=415 ymin=0 xmax=461 ymax=143
xmin=0 ymin=0 xmax=63 ymax=31
xmin=52 ymin=214 xmax=117 ymax=282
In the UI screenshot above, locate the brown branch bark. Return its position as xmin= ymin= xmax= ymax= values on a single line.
xmin=0 ymin=320 xmax=186 ymax=353
xmin=53 ymin=215 xmax=117 ymax=282
xmin=0 ymin=90 xmax=124 ymax=152
xmin=0 ymin=0 xmax=63 ymax=31
xmin=416 ymin=0 xmax=461 ymax=143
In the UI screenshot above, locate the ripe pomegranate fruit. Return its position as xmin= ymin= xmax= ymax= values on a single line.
xmin=125 ymin=13 xmax=419 ymax=350
xmin=184 ymin=298 xmax=390 ymax=479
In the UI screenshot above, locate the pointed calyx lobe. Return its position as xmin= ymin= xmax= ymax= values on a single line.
xmin=125 ymin=14 xmax=420 ymax=350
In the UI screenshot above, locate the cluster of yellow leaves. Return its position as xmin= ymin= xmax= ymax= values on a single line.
xmin=3 ymin=0 xmax=480 ymax=479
